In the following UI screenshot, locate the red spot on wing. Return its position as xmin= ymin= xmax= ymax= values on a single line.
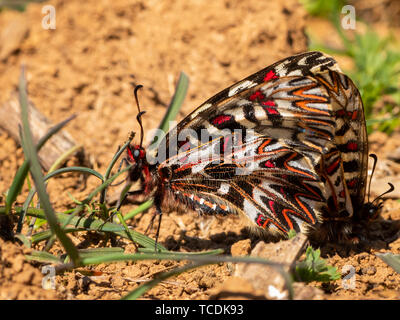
xmin=262 ymin=100 xmax=275 ymax=107
xmin=264 ymin=70 xmax=278 ymax=82
xmin=262 ymin=100 xmax=279 ymax=115
xmin=212 ymin=115 xmax=232 ymax=125
xmin=336 ymin=109 xmax=346 ymax=117
xmin=347 ymin=142 xmax=358 ymax=151
xmin=280 ymin=187 xmax=287 ymax=200
xmin=347 ymin=179 xmax=357 ymax=189
xmin=266 ymin=108 xmax=279 ymax=115
xmin=265 ymin=160 xmax=275 ymax=168
xmin=349 ymin=111 xmax=358 ymax=120
xmin=269 ymin=200 xmax=277 ymax=217
xmin=326 ymin=158 xmax=340 ymax=174
xmin=249 ymin=90 xmax=265 ymax=101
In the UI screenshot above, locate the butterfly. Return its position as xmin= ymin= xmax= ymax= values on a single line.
xmin=122 ymin=51 xmax=390 ymax=245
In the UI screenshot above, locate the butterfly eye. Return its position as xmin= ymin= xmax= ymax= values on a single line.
xmin=133 ymin=149 xmax=140 ymax=158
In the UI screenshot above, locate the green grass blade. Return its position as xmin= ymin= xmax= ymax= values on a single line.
xmin=18 ymin=66 xmax=80 ymax=266
xmin=47 ymin=144 xmax=82 ymax=174
xmin=16 ymin=188 xmax=36 ymax=233
xmin=100 ymin=137 xmax=134 ymax=204
xmin=122 ymin=262 xmax=210 ymax=300
xmin=137 ymin=248 xmax=224 ymax=255
xmin=44 ymin=167 xmax=104 ymax=181
xmin=150 ymin=72 xmax=189 ymax=146
xmin=14 ymin=233 xmax=31 ymax=248
xmin=376 ymin=253 xmax=400 ymax=274
xmin=84 ymin=165 xmax=132 ymax=205
xmin=25 ymin=250 xmax=62 ymax=264
xmin=123 ymin=199 xmax=153 ymax=221
xmin=5 ymin=161 xmax=29 ymax=215
xmin=78 ymin=247 xmax=125 ymax=256
xmin=79 ymin=252 xmax=285 ymax=267
xmin=31 ymin=227 xmax=85 ymax=243
xmin=37 ymin=114 xmax=78 ymax=151
xmin=63 ymin=247 xmax=126 ymax=263
xmin=6 ymin=114 xmax=77 ymax=216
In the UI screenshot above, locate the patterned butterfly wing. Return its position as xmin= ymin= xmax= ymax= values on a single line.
xmin=315 ymin=70 xmax=368 ymax=219
xmin=155 ymin=51 xmax=367 ymax=238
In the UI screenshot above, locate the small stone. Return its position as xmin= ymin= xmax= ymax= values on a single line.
xmin=231 ymin=239 xmax=252 ymax=256
xmin=209 ymin=277 xmax=266 ymax=300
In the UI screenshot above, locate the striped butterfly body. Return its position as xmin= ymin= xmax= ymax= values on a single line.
xmin=125 ymin=51 xmax=373 ymax=243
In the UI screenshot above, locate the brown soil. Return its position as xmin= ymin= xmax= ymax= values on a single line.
xmin=0 ymin=0 xmax=399 ymax=300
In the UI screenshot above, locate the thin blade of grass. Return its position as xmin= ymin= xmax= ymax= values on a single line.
xmin=47 ymin=144 xmax=83 ymax=174
xmin=100 ymin=137 xmax=134 ymax=204
xmin=150 ymin=72 xmax=189 ymax=147
xmin=14 ymin=233 xmax=31 ymax=248
xmin=44 ymin=166 xmax=104 ymax=181
xmin=122 ymin=262 xmax=210 ymax=300
xmin=63 ymin=247 xmax=126 ymax=263
xmin=31 ymin=227 xmax=85 ymax=243
xmin=123 ymin=199 xmax=153 ymax=221
xmin=114 ymin=209 xmax=135 ymax=243
xmin=5 ymin=114 xmax=77 ymax=215
xmin=376 ymin=253 xmax=400 ymax=274
xmin=18 ymin=66 xmax=80 ymax=266
xmin=84 ymin=165 xmax=132 ymax=205
xmin=37 ymin=114 xmax=78 ymax=151
xmin=79 ymin=252 xmax=285 ymax=266
xmin=16 ymin=188 xmax=36 ymax=233
xmin=25 ymin=250 xmax=62 ymax=264
xmin=78 ymin=247 xmax=125 ymax=255
xmin=5 ymin=161 xmax=29 ymax=215
xmin=137 ymin=247 xmax=224 ymax=255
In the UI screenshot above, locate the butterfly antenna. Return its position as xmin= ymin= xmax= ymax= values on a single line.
xmin=367 ymin=154 xmax=378 ymax=203
xmin=372 ymin=183 xmax=395 ymax=206
xmin=133 ymin=85 xmax=146 ymax=149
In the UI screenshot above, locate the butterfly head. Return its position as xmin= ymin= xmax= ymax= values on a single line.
xmin=362 ymin=182 xmax=394 ymax=221
xmin=126 ymin=143 xmax=148 ymax=182
xmin=127 ymin=144 xmax=146 ymax=164
xmin=362 ymin=200 xmax=384 ymax=221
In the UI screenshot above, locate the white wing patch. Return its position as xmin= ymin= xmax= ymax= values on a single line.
xmin=228 ymin=80 xmax=256 ymax=97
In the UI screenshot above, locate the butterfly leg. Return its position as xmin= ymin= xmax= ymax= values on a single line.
xmin=154 ymin=204 xmax=163 ymax=251
xmin=144 ymin=197 xmax=163 ymax=251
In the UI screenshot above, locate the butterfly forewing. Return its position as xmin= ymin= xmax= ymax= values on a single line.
xmin=148 ymin=51 xmax=368 ymax=239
